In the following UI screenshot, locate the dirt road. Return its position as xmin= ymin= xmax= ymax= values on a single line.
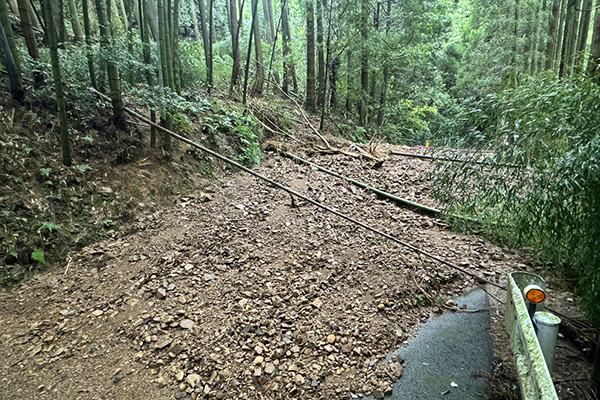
xmin=0 ymin=137 xmax=526 ymax=399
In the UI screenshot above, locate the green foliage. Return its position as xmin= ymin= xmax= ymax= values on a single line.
xmin=431 ymin=77 xmax=600 ymax=324
xmin=73 ymin=165 xmax=93 ymax=173
xmin=31 ymin=249 xmax=46 ymax=265
xmin=38 ymin=222 xmax=63 ymax=233
xmin=40 ymin=168 xmax=52 ymax=177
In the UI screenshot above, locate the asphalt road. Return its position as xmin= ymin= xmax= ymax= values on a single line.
xmin=366 ymin=289 xmax=494 ymax=400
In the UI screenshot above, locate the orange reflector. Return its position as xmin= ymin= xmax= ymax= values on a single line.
xmin=526 ymin=288 xmax=546 ymax=304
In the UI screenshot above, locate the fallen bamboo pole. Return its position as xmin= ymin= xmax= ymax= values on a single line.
xmin=282 ymin=151 xmax=443 ymax=216
xmin=389 ymin=150 xmax=523 ymax=169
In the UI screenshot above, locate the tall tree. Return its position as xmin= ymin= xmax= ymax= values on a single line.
xmin=560 ymin=0 xmax=577 ymax=77
xmin=545 ymin=0 xmax=561 ymax=70
xmin=281 ymin=0 xmax=295 ymax=93
xmin=358 ymin=0 xmax=369 ymax=126
xmin=17 ymin=0 xmax=44 ymax=86
xmin=96 ymin=0 xmax=126 ymax=128
xmin=207 ymin=0 xmax=213 ymax=92
xmin=305 ymin=0 xmax=316 ymax=111
xmin=0 ymin=12 xmax=24 ymax=102
xmin=316 ymin=0 xmax=325 ymax=106
xmin=252 ymin=0 xmax=264 ymax=94
xmin=554 ymin=0 xmax=568 ymax=69
xmin=197 ymin=0 xmax=210 ymax=80
xmin=243 ymin=0 xmax=259 ymax=104
xmin=190 ymin=0 xmax=200 ymax=41
xmin=0 ymin=0 xmax=21 ymax=75
xmin=172 ymin=0 xmax=181 ymax=94
xmin=82 ymin=0 xmax=97 ymax=88
xmin=227 ymin=0 xmax=242 ymax=90
xmin=43 ymin=0 xmax=71 ymax=165
xmin=588 ymin=0 xmax=600 ymax=77
xmin=140 ymin=0 xmax=157 ymax=147
xmin=529 ymin=0 xmax=542 ymax=74
xmin=67 ymin=0 xmax=84 ymax=42
xmin=263 ymin=0 xmax=275 ymax=43
xmin=575 ymin=0 xmax=594 ymax=70
xmin=377 ymin=0 xmax=391 ymax=126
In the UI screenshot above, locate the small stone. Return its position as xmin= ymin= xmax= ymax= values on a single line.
xmin=324 ymin=345 xmax=334 ymax=353
xmin=180 ymin=319 xmax=194 ymax=329
xmin=327 ymin=334 xmax=336 ymax=344
xmin=156 ymin=288 xmax=167 ymax=299
xmin=311 ymin=380 xmax=320 ymax=387
xmin=265 ymin=363 xmax=275 ymax=374
xmin=186 ymin=373 xmax=201 ymax=388
xmin=377 ymin=304 xmax=385 ymax=311
xmin=37 ymin=385 xmax=45 ymax=392
xmin=254 ymin=346 xmax=263 ymax=354
xmin=51 ymin=347 xmax=66 ymax=357
xmin=203 ymin=274 xmax=217 ymax=282
xmin=294 ymin=374 xmax=305 ymax=386
xmin=168 ymin=343 xmax=183 ymax=357
xmin=311 ymin=299 xmax=323 ymax=308
xmin=113 ymin=369 xmax=124 ymax=384
xmin=445 ymin=299 xmax=455 ymax=307
xmin=254 ymin=356 xmax=264 ymax=365
xmin=156 ymin=337 xmax=172 ymax=349
xmin=156 ymin=376 xmax=167 ymax=388
xmin=372 ymin=389 xmax=385 ymax=399
xmin=341 ymin=344 xmax=351 ymax=353
xmin=389 ymin=362 xmax=404 ymax=378
xmin=91 ymin=309 xmax=104 ymax=317
xmin=254 ymin=367 xmax=262 ymax=377
xmin=184 ymin=264 xmax=194 ymax=271
xmin=175 ymin=370 xmax=184 ymax=381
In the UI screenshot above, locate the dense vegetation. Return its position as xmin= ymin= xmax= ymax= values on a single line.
xmin=1 ymin=0 xmax=599 ymax=323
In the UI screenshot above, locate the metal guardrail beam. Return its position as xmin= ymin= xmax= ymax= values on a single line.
xmin=505 ymin=272 xmax=559 ymax=400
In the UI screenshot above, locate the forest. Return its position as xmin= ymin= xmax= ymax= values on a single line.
xmin=1 ymin=0 xmax=600 ymax=398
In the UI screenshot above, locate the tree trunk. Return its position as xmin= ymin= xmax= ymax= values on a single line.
xmin=262 ymin=0 xmax=275 ymax=43
xmin=345 ymin=48 xmax=352 ymax=114
xmin=207 ymin=0 xmax=213 ymax=92
xmin=190 ymin=0 xmax=200 ymax=41
xmin=0 ymin=0 xmax=21 ymax=75
xmin=530 ymin=0 xmax=541 ymax=74
xmin=7 ymin=0 xmax=19 ymax=14
xmin=282 ymin=0 xmax=292 ymax=94
xmin=555 ymin=0 xmax=568 ymax=69
xmin=512 ymin=0 xmax=520 ymax=69
xmin=56 ymin=0 xmax=67 ymax=43
xmin=316 ymin=0 xmax=325 ymax=107
xmin=377 ymin=0 xmax=391 ymax=126
xmin=43 ymin=0 xmax=71 ymax=165
xmin=197 ymin=0 xmax=210 ymax=74
xmin=227 ymin=0 xmax=241 ymax=90
xmin=82 ymin=0 xmax=97 ymax=88
xmin=305 ymin=0 xmax=316 ymax=112
xmin=95 ymin=0 xmax=126 ymax=129
xmin=67 ymin=0 xmax=84 ymax=42
xmin=251 ymin=0 xmax=264 ymax=94
xmin=545 ymin=0 xmax=561 ymax=70
xmin=358 ymin=0 xmax=368 ymax=126
xmin=575 ymin=0 xmax=594 ymax=70
xmin=139 ymin=0 xmax=157 ymax=147
xmin=243 ymin=0 xmax=258 ymax=104
xmin=172 ymin=0 xmax=181 ymax=94
xmin=560 ymin=0 xmax=577 ymax=77
xmin=329 ymin=55 xmax=339 ymax=108
xmin=0 ymin=14 xmax=24 ymax=102
xmin=567 ymin=0 xmax=582 ymax=74
xmin=588 ymin=0 xmax=600 ymax=77
xmin=17 ymin=0 xmax=44 ymax=85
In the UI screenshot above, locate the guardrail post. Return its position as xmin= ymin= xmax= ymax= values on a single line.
xmin=505 ymin=272 xmax=559 ymax=400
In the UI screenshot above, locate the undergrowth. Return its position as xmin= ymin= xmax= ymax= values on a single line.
xmin=431 ymin=76 xmax=600 ymax=325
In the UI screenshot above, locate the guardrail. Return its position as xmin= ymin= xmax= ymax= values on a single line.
xmin=505 ymin=272 xmax=559 ymax=400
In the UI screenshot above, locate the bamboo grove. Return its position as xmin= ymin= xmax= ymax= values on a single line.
xmin=1 ymin=0 xmax=600 ymax=164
